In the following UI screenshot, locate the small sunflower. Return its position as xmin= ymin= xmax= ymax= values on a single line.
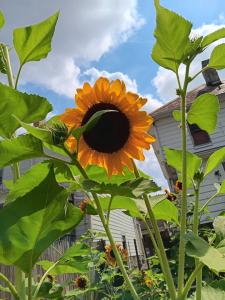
xmin=174 ymin=180 xmax=182 ymax=193
xmin=164 ymin=189 xmax=177 ymax=202
xmin=144 ymin=275 xmax=154 ymax=288
xmin=60 ymin=77 xmax=155 ymax=176
xmin=79 ymin=197 xmax=90 ymax=212
xmin=75 ymin=275 xmax=89 ymax=290
xmin=105 ymin=244 xmax=128 ymax=266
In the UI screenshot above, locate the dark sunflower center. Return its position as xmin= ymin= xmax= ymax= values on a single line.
xmin=110 ymin=249 xmax=116 ymax=258
xmin=81 ymin=103 xmax=130 ymax=153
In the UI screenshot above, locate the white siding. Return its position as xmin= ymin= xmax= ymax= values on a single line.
xmin=152 ymin=95 xmax=225 ymax=221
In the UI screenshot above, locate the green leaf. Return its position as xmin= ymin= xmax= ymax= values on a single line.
xmin=82 ymin=177 xmax=160 ymax=198
xmin=208 ymin=44 xmax=225 ymax=70
xmin=0 ymin=83 xmax=52 ymax=138
xmin=85 ymin=165 xmax=149 ymax=185
xmin=37 ymin=282 xmax=63 ymax=299
xmin=0 ymin=135 xmax=46 ymax=168
xmin=213 ymin=216 xmax=225 ymax=240
xmin=0 ymin=45 xmax=6 ymax=74
xmin=202 ymin=28 xmax=225 ymax=48
xmin=164 ymin=147 xmax=202 ymax=185
xmin=172 ymin=110 xmax=181 ymax=122
xmin=38 ymin=241 xmax=91 ymax=275
xmin=210 ymin=279 xmax=225 ymax=291
xmin=13 ymin=11 xmax=59 ymax=66
xmin=187 ymin=93 xmax=220 ymax=134
xmin=71 ymin=109 xmax=116 ymax=140
xmin=214 ymin=180 xmax=225 ymax=195
xmin=5 ymin=161 xmax=51 ymax=204
xmin=0 ymin=11 xmax=5 ymax=30
xmin=152 ymin=0 xmax=192 ymax=71
xmin=204 ymin=147 xmax=225 ymax=177
xmin=0 ymin=165 xmax=83 ymax=273
xmin=151 ymin=199 xmax=179 ymax=225
xmin=185 ymin=232 xmax=225 ymax=273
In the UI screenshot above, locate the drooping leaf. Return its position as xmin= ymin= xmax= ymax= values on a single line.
xmin=0 ymin=83 xmax=52 ymax=138
xmin=172 ymin=110 xmax=181 ymax=122
xmin=71 ymin=109 xmax=117 ymax=141
xmin=208 ymin=44 xmax=225 ymax=70
xmin=187 ymin=93 xmax=220 ymax=134
xmin=202 ymin=28 xmax=225 ymax=48
xmin=14 ymin=116 xmax=53 ymax=144
xmin=0 ymin=166 xmax=83 ymax=273
xmin=185 ymin=232 xmax=225 ymax=273
xmin=0 ymin=134 xmax=46 ymax=168
xmin=204 ymin=147 xmax=225 ymax=177
xmin=164 ymin=147 xmax=202 ymax=185
xmin=13 ymin=12 xmax=59 ymax=66
xmin=37 ymin=282 xmax=63 ymax=299
xmin=152 ymin=0 xmax=192 ymax=71
xmin=82 ymin=177 xmax=159 ymax=198
xmin=0 ymin=11 xmax=5 ymax=30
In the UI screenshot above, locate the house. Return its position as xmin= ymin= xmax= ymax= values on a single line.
xmin=151 ymin=62 xmax=225 ymax=222
xmin=0 ymin=158 xmax=146 ymax=269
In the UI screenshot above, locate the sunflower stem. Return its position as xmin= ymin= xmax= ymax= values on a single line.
xmin=106 ymin=195 xmax=114 ymax=227
xmin=176 ymin=62 xmax=190 ymax=298
xmin=132 ymin=160 xmax=177 ymax=300
xmin=0 ymin=272 xmax=19 ymax=300
xmin=2 ymin=43 xmax=26 ymax=300
xmin=74 ymin=160 xmax=140 ymax=300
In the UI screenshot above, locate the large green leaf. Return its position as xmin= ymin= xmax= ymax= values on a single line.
xmin=187 ymin=93 xmax=220 ymax=134
xmin=202 ymin=28 xmax=225 ymax=48
xmin=208 ymin=44 xmax=225 ymax=70
xmin=185 ymin=232 xmax=225 ymax=273
xmin=0 ymin=134 xmax=46 ymax=168
xmin=0 ymin=83 xmax=52 ymax=138
xmin=13 ymin=12 xmax=59 ymax=66
xmin=84 ymin=165 xmax=149 ymax=185
xmin=152 ymin=0 xmax=192 ymax=71
xmin=0 ymin=11 xmax=5 ymax=30
xmin=204 ymin=147 xmax=225 ymax=177
xmin=0 ymin=165 xmax=83 ymax=273
xmin=82 ymin=177 xmax=159 ymax=198
xmin=164 ymin=147 xmax=202 ymax=185
xmin=189 ymin=286 xmax=225 ymax=300
xmin=151 ymin=199 xmax=179 ymax=225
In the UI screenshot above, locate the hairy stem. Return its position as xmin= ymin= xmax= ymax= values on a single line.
xmin=74 ymin=160 xmax=140 ymax=300
xmin=0 ymin=272 xmax=19 ymax=300
xmin=193 ymin=187 xmax=202 ymax=300
xmin=2 ymin=43 xmax=26 ymax=300
xmin=181 ymin=263 xmax=204 ymax=299
xmin=177 ymin=63 xmax=190 ymax=297
xmin=132 ymin=161 xmax=176 ymax=300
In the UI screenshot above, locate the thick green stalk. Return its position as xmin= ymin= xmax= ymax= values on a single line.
xmin=0 ymin=272 xmax=19 ymax=300
xmin=193 ymin=187 xmax=202 ymax=300
xmin=2 ymin=44 xmax=26 ymax=300
xmin=132 ymin=161 xmax=176 ymax=300
xmin=177 ymin=63 xmax=190 ymax=297
xmin=28 ymin=272 xmax=32 ymax=300
xmin=74 ymin=161 xmax=140 ymax=300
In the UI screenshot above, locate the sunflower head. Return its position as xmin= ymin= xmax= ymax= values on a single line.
xmin=60 ymin=77 xmax=156 ymax=176
xmin=75 ymin=275 xmax=89 ymax=290
xmin=111 ymin=274 xmax=124 ymax=287
xmin=105 ymin=244 xmax=128 ymax=266
xmin=164 ymin=189 xmax=177 ymax=202
xmin=174 ymin=180 xmax=182 ymax=193
xmin=144 ymin=275 xmax=154 ymax=288
xmin=79 ymin=197 xmax=90 ymax=213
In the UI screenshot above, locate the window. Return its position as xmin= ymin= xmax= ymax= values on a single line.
xmin=188 ymin=123 xmax=211 ymax=146
xmin=122 ymin=235 xmax=127 ymax=249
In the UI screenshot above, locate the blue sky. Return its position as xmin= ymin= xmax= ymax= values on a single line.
xmin=2 ymin=0 xmax=225 ymax=187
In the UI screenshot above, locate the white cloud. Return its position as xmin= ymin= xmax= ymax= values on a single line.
xmin=152 ymin=20 xmax=225 ymax=102
xmin=136 ymin=148 xmax=168 ymax=188
xmin=1 ymin=0 xmax=144 ymax=97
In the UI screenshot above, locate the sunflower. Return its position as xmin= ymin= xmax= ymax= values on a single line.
xmin=60 ymin=77 xmax=155 ymax=176
xmin=105 ymin=244 xmax=128 ymax=267
xmin=75 ymin=275 xmax=89 ymax=289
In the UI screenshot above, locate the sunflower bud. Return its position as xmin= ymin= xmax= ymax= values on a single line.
xmin=111 ymin=274 xmax=124 ymax=287
xmin=79 ymin=198 xmax=90 ymax=212
xmin=164 ymin=189 xmax=177 ymax=201
xmin=174 ymin=180 xmax=182 ymax=192
xmin=50 ymin=122 xmax=69 ymax=145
